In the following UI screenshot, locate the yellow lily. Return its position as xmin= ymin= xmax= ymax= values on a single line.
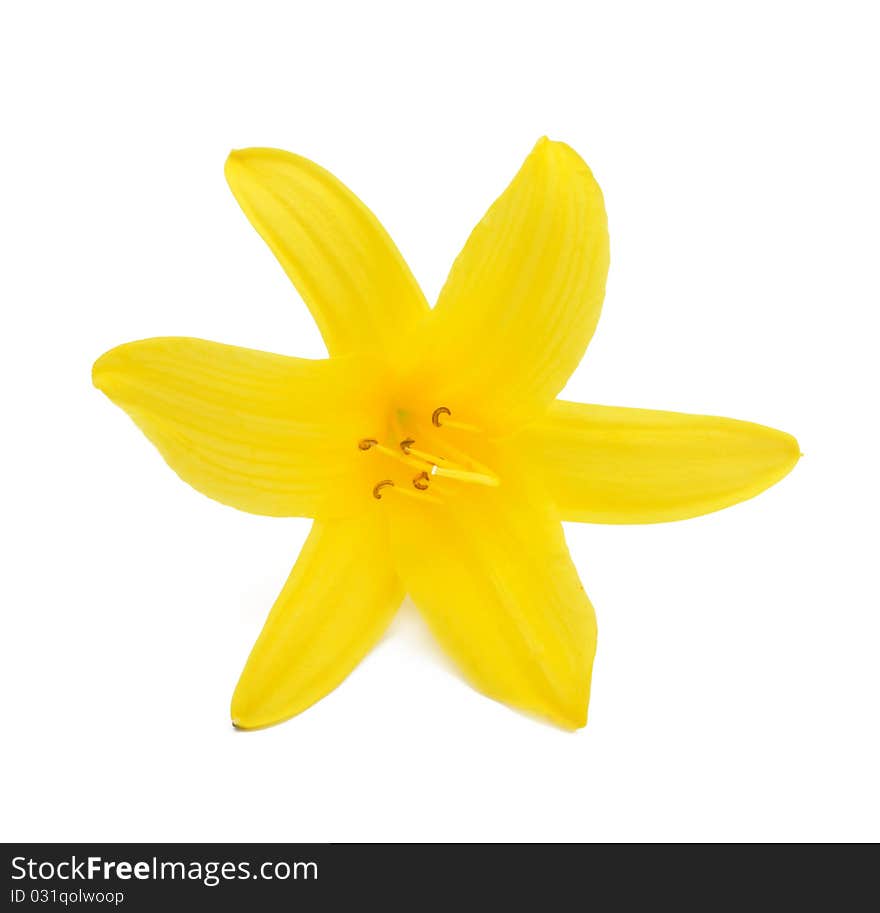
xmin=93 ymin=138 xmax=799 ymax=730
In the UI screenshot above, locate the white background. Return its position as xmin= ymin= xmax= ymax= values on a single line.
xmin=2 ymin=1 xmax=878 ymax=842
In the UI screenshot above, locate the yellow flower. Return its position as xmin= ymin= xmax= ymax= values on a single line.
xmin=93 ymin=138 xmax=799 ymax=731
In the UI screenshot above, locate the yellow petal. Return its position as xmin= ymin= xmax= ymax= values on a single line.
xmin=232 ymin=514 xmax=402 ymax=729
xmin=388 ymin=470 xmax=597 ymax=729
xmin=225 ymin=148 xmax=428 ymax=363
xmin=406 ymin=137 xmax=609 ymax=431
xmin=93 ymin=337 xmax=385 ymax=518
xmin=520 ymin=400 xmax=800 ymax=524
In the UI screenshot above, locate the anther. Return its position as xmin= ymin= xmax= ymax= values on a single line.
xmin=399 ymin=438 xmax=415 ymax=454
xmin=372 ymin=480 xmax=394 ymax=499
xmin=358 ymin=438 xmax=378 ymax=451
xmin=432 ymin=406 xmax=451 ymax=427
xmin=413 ymin=471 xmax=430 ymax=491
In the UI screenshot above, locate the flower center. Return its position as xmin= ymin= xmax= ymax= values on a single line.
xmin=358 ymin=406 xmax=498 ymax=503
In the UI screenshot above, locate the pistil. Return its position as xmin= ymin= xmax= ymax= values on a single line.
xmin=431 ymin=464 xmax=499 ymax=487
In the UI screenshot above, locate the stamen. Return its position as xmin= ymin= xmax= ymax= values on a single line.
xmin=363 ymin=411 xmax=495 ymax=501
xmin=431 ymin=406 xmax=480 ymax=433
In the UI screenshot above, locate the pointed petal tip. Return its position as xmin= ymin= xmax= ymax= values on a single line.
xmin=229 ymin=700 xmax=272 ymax=732
xmin=224 ymin=147 xmax=273 ymax=185
xmin=91 ymin=354 xmax=106 ymax=391
xmin=530 ymin=135 xmax=581 ymax=161
xmin=224 ymin=148 xmax=249 ymax=184
xmin=555 ymin=696 xmax=589 ymax=731
xmin=224 ymin=146 xmax=293 ymax=180
xmin=230 ymin=715 xmax=264 ymax=732
xmin=516 ymin=693 xmax=587 ymax=731
xmin=530 ymin=135 xmax=556 ymax=159
xmin=230 ymin=698 xmax=296 ymax=732
xmin=225 ymin=146 xmax=255 ymax=164
xmin=230 ymin=680 xmax=303 ymax=732
xmin=91 ymin=340 xmax=142 ymax=397
xmin=230 ymin=689 xmax=267 ymax=731
xmin=92 ymin=346 xmax=121 ymax=393
xmin=778 ymin=429 xmax=802 ymax=473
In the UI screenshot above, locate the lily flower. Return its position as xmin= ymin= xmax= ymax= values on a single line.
xmin=93 ymin=138 xmax=799 ymax=730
